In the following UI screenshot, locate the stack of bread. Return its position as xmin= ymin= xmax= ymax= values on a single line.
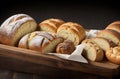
xmin=0 ymin=14 xmax=86 ymax=54
xmin=82 ymin=20 xmax=120 ymax=64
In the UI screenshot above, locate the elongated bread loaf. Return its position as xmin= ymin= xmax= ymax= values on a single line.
xmin=82 ymin=39 xmax=104 ymax=61
xmin=92 ymin=37 xmax=116 ymax=51
xmin=0 ymin=14 xmax=37 ymax=46
xmin=106 ymin=21 xmax=120 ymax=33
xmin=97 ymin=29 xmax=120 ymax=46
xmin=57 ymin=22 xmax=86 ymax=46
xmin=18 ymin=31 xmax=64 ymax=53
xmin=39 ymin=18 xmax=64 ymax=33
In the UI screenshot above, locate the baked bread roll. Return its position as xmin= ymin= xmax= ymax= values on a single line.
xmin=0 ymin=14 xmax=37 ymax=46
xmin=82 ymin=39 xmax=104 ymax=61
xmin=97 ymin=29 xmax=120 ymax=46
xmin=56 ymin=40 xmax=75 ymax=54
xmin=18 ymin=31 xmax=64 ymax=53
xmin=39 ymin=18 xmax=64 ymax=33
xmin=106 ymin=46 xmax=120 ymax=65
xmin=57 ymin=22 xmax=86 ymax=46
xmin=92 ymin=37 xmax=116 ymax=51
xmin=106 ymin=21 xmax=120 ymax=33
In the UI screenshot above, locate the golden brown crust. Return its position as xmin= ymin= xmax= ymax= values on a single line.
xmin=106 ymin=46 xmax=120 ymax=65
xmin=57 ymin=22 xmax=86 ymax=46
xmin=39 ymin=18 xmax=64 ymax=33
xmin=56 ymin=40 xmax=75 ymax=54
xmin=91 ymin=37 xmax=116 ymax=51
xmin=97 ymin=29 xmax=120 ymax=45
xmin=82 ymin=39 xmax=104 ymax=61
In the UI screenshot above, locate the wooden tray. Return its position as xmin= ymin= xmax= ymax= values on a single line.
xmin=0 ymin=44 xmax=119 ymax=77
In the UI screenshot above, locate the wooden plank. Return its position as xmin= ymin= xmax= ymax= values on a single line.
xmin=0 ymin=44 xmax=119 ymax=77
xmin=0 ymin=68 xmax=13 ymax=79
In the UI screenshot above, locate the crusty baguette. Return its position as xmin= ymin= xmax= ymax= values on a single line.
xmin=97 ymin=29 xmax=120 ymax=46
xmin=82 ymin=39 xmax=104 ymax=62
xmin=19 ymin=31 xmax=64 ymax=53
xmin=0 ymin=14 xmax=37 ymax=46
xmin=39 ymin=18 xmax=64 ymax=33
xmin=57 ymin=22 xmax=86 ymax=46
xmin=106 ymin=46 xmax=120 ymax=65
xmin=91 ymin=37 xmax=116 ymax=51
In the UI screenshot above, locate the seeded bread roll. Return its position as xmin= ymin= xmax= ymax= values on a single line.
xmin=106 ymin=21 xmax=120 ymax=33
xmin=82 ymin=39 xmax=104 ymax=61
xmin=97 ymin=29 xmax=120 ymax=46
xmin=56 ymin=40 xmax=75 ymax=54
xmin=0 ymin=14 xmax=37 ymax=46
xmin=18 ymin=31 xmax=64 ymax=53
xmin=106 ymin=46 xmax=120 ymax=65
xmin=92 ymin=37 xmax=116 ymax=51
xmin=39 ymin=18 xmax=64 ymax=33
xmin=57 ymin=22 xmax=86 ymax=46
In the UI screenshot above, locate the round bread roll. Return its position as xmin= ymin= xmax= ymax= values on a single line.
xmin=57 ymin=22 xmax=86 ymax=46
xmin=0 ymin=14 xmax=37 ymax=46
xmin=106 ymin=21 xmax=120 ymax=33
xmin=39 ymin=18 xmax=64 ymax=33
xmin=82 ymin=39 xmax=104 ymax=62
xmin=18 ymin=31 xmax=64 ymax=53
xmin=56 ymin=40 xmax=75 ymax=54
xmin=97 ymin=29 xmax=120 ymax=46
xmin=106 ymin=46 xmax=120 ymax=65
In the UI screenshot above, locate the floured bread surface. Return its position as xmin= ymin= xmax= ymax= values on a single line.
xmin=19 ymin=31 xmax=64 ymax=53
xmin=0 ymin=14 xmax=37 ymax=46
xmin=39 ymin=18 xmax=64 ymax=33
xmin=82 ymin=39 xmax=104 ymax=61
xmin=57 ymin=22 xmax=86 ymax=46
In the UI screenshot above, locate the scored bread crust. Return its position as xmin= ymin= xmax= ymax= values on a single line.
xmin=39 ymin=18 xmax=64 ymax=33
xmin=57 ymin=22 xmax=86 ymax=46
xmin=82 ymin=39 xmax=104 ymax=61
xmin=106 ymin=46 xmax=120 ymax=65
xmin=19 ymin=31 xmax=64 ymax=53
xmin=97 ymin=29 xmax=120 ymax=46
xmin=91 ymin=37 xmax=116 ymax=51
xmin=106 ymin=22 xmax=120 ymax=34
xmin=0 ymin=14 xmax=37 ymax=46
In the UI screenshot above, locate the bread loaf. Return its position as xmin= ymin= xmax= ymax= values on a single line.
xmin=56 ymin=40 xmax=75 ymax=54
xmin=18 ymin=31 xmax=64 ymax=53
xmin=97 ymin=29 xmax=120 ymax=46
xmin=39 ymin=18 xmax=64 ymax=33
xmin=57 ymin=22 xmax=86 ymax=46
xmin=106 ymin=21 xmax=120 ymax=33
xmin=92 ymin=37 xmax=116 ymax=51
xmin=106 ymin=46 xmax=120 ymax=65
xmin=0 ymin=14 xmax=37 ymax=46
xmin=82 ymin=39 xmax=104 ymax=61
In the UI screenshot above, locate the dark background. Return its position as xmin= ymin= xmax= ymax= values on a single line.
xmin=0 ymin=0 xmax=120 ymax=29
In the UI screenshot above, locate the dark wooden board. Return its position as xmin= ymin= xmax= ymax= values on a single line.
xmin=0 ymin=44 xmax=119 ymax=77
